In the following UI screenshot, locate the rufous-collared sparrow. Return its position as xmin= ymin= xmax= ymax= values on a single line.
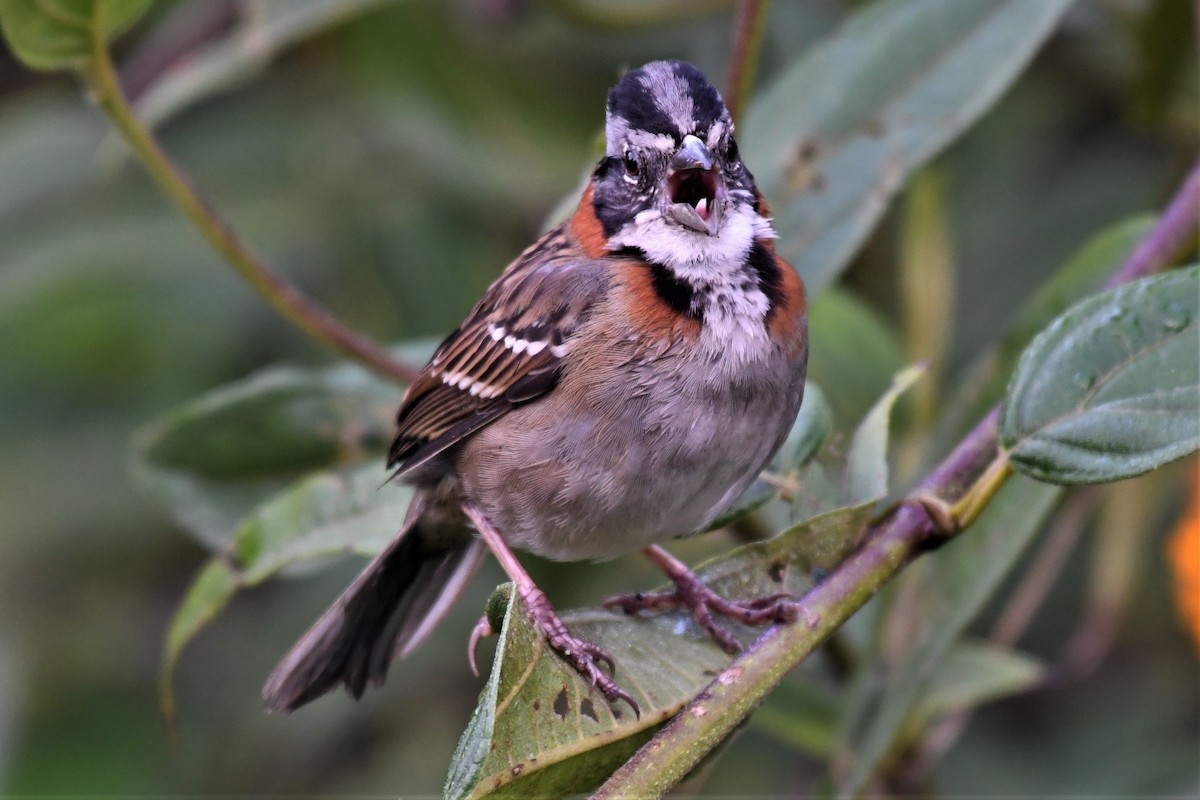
xmin=264 ymin=60 xmax=808 ymax=716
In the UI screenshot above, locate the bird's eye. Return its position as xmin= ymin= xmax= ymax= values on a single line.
xmin=622 ymin=149 xmax=640 ymax=177
xmin=725 ymin=136 xmax=739 ymax=161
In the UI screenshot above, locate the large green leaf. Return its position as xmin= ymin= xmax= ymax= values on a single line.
xmin=744 ymin=0 xmax=1074 ymax=295
xmin=140 ymin=365 xmax=394 ymax=481
xmin=833 ymin=475 xmax=1061 ymax=797
xmin=446 ymin=502 xmax=878 ymax=800
xmin=0 ymin=0 xmax=152 ymax=71
xmin=133 ymin=344 xmax=431 ymax=547
xmin=1000 ymin=266 xmax=1200 ymax=484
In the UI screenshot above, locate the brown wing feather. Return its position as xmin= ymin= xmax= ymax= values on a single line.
xmin=387 ymin=225 xmax=612 ymax=475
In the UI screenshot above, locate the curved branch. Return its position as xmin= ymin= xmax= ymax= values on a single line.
xmin=594 ymin=160 xmax=1200 ymax=799
xmin=82 ymin=5 xmax=420 ymax=384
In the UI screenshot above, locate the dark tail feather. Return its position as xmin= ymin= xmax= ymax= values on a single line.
xmin=263 ymin=497 xmax=482 ymax=713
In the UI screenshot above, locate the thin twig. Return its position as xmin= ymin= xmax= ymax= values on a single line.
xmin=594 ymin=159 xmax=1200 ymax=800
xmin=82 ymin=5 xmax=420 ymax=384
xmin=723 ymin=0 xmax=770 ymax=125
xmin=990 ymin=488 xmax=1098 ymax=647
xmin=1105 ymin=165 xmax=1200 ymax=289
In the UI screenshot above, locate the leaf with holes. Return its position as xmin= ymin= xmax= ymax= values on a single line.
xmin=1000 ymin=266 xmax=1200 ymax=484
xmin=446 ymin=501 xmax=877 ymax=800
xmin=0 ymin=0 xmax=152 ymax=71
xmin=744 ymin=0 xmax=1073 ymax=295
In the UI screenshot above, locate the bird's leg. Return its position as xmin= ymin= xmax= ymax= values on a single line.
xmin=460 ymin=501 xmax=639 ymax=717
xmin=605 ymin=544 xmax=812 ymax=654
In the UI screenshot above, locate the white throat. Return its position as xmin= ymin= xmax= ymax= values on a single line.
xmin=610 ymin=203 xmax=779 ymax=368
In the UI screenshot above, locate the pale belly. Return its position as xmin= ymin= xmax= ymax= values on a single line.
xmin=457 ymin=344 xmax=805 ymax=561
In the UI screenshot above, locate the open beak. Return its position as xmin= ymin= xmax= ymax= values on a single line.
xmin=665 ymin=134 xmax=722 ymax=236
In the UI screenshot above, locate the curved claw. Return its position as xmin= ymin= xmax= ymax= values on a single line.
xmin=467 ymin=615 xmax=494 ymax=678
xmin=579 ymin=642 xmax=617 ymax=675
xmin=518 ymin=585 xmax=639 ymax=718
xmin=597 ymin=676 xmax=640 ymax=719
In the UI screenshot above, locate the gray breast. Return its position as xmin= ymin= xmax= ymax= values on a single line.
xmin=457 ymin=330 xmax=805 ymax=562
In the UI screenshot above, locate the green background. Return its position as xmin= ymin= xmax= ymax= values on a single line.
xmin=0 ymin=0 xmax=1195 ymax=796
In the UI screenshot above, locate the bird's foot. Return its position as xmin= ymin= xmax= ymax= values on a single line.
xmin=605 ymin=546 xmax=811 ymax=654
xmin=521 ymin=586 xmax=640 ymax=718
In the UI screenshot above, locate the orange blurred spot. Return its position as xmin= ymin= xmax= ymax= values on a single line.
xmin=1167 ymin=460 xmax=1200 ymax=652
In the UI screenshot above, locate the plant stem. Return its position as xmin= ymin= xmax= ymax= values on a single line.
xmin=1105 ymin=163 xmax=1200 ymax=289
xmin=948 ymin=454 xmax=1013 ymax=531
xmin=82 ymin=3 xmax=419 ymax=384
xmin=723 ymin=0 xmax=770 ymax=125
xmin=594 ymin=159 xmax=1200 ymax=800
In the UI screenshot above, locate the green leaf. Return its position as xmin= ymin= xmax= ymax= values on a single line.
xmin=916 ymin=640 xmax=1043 ymax=720
xmin=843 ymin=364 xmax=925 ymax=506
xmin=792 ymin=365 xmax=923 ymax=521
xmin=139 ymin=364 xmax=396 ymax=480
xmin=1000 ymin=266 xmax=1200 ymax=484
xmin=447 ymin=502 xmax=878 ymax=800
xmin=744 ymin=0 xmax=1073 ymax=295
xmin=0 ymin=0 xmax=152 ymax=71
xmin=132 ymin=353 xmax=423 ymax=547
xmin=159 ymin=559 xmax=239 ymax=723
xmin=833 ymin=475 xmax=1060 ymax=797
xmin=134 ymin=0 xmax=404 ymax=130
xmin=775 ymin=383 xmax=834 ymax=472
xmin=807 ymin=289 xmax=905 ymax=431
xmin=158 ymin=462 xmax=412 ymax=717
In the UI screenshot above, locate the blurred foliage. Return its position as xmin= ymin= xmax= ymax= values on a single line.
xmin=0 ymin=0 xmax=1196 ymax=798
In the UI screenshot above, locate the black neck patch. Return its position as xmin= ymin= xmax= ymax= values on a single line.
xmin=650 ymin=262 xmax=702 ymax=320
xmin=611 ymin=247 xmax=704 ymax=320
xmin=619 ymin=247 xmax=777 ymax=324
xmin=746 ymin=239 xmax=783 ymax=318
